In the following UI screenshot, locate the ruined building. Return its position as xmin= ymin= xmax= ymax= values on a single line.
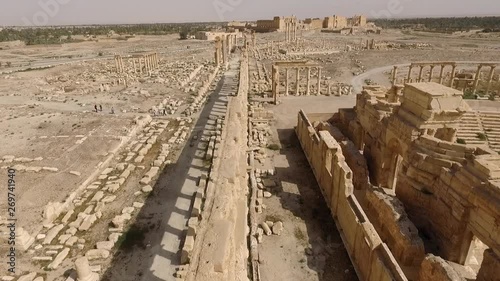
xmin=296 ymin=82 xmax=499 ymax=281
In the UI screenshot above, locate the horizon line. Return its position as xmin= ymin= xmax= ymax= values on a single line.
xmin=1 ymin=14 xmax=499 ymax=28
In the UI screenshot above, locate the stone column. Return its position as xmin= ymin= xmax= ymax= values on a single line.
xmin=285 ymin=23 xmax=288 ymax=42
xmin=418 ymin=66 xmax=424 ymax=82
xmin=295 ymin=67 xmax=300 ymax=95
xmin=392 ymin=66 xmax=398 ymax=86
xmin=147 ymin=56 xmax=151 ymax=74
xmin=450 ymin=65 xmax=457 ymax=87
xmin=306 ymin=67 xmax=311 ymax=95
xmin=429 ymin=65 xmax=435 ymax=82
xmin=132 ymin=59 xmax=137 ymax=73
xmin=293 ymin=22 xmax=297 ymax=41
xmin=317 ymin=67 xmax=322 ymax=95
xmin=222 ymin=38 xmax=227 ymax=65
xmin=285 ymin=68 xmax=289 ymax=96
xmin=407 ymin=65 xmax=413 ymax=83
xmin=273 ymin=65 xmax=280 ymax=104
xmin=75 ymin=257 xmax=99 ymax=281
xmin=472 ymin=65 xmax=483 ymax=94
xmin=139 ymin=57 xmax=143 ymax=73
xmin=486 ymin=66 xmax=496 ymax=95
xmin=328 ymin=83 xmax=331 ymax=96
xmin=438 ymin=65 xmax=445 ymax=84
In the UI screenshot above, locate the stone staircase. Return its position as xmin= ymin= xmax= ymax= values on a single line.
xmin=457 ymin=111 xmax=500 ymax=152
xmin=479 ymin=111 xmax=500 ymax=152
xmin=457 ymin=112 xmax=487 ymax=146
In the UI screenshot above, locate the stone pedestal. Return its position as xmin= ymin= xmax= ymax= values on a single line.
xmin=76 ymin=257 xmax=99 ymax=281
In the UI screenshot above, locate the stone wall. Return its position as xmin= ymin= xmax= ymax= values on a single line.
xmin=336 ymin=83 xmax=500 ymax=278
xmin=313 ymin=119 xmax=425 ymax=269
xmin=418 ymin=254 xmax=465 ymax=281
xmin=476 ymin=249 xmax=500 ymax=281
xmin=296 ymin=110 xmax=408 ymax=281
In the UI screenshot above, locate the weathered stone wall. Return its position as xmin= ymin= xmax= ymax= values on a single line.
xmin=418 ymin=254 xmax=465 ymax=281
xmin=338 ymin=83 xmax=500 ymax=275
xmin=476 ymin=249 xmax=500 ymax=281
xmin=365 ymin=190 xmax=425 ymax=267
xmin=296 ymin=110 xmax=408 ymax=281
xmin=315 ymin=118 xmax=425 ymax=269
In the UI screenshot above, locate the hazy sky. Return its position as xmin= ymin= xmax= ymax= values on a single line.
xmin=0 ymin=0 xmax=499 ymax=26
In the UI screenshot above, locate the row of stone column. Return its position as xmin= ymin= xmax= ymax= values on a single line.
xmin=400 ymin=63 xmax=497 ymax=94
xmin=400 ymin=64 xmax=456 ymax=86
xmin=285 ymin=21 xmax=297 ymax=43
xmin=215 ymin=34 xmax=237 ymax=67
xmin=272 ymin=65 xmax=322 ymax=104
xmin=115 ymin=53 xmax=159 ymax=75
xmin=114 ymin=55 xmax=125 ymax=73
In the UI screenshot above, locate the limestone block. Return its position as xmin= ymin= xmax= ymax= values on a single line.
xmin=141 ymin=185 xmax=153 ymax=193
xmin=90 ymin=191 xmax=104 ymax=202
xmin=133 ymin=202 xmax=144 ymax=208
xmin=66 ymin=227 xmax=77 ymax=235
xmin=111 ymin=214 xmax=131 ymax=228
xmin=58 ymin=234 xmax=71 ymax=244
xmin=139 ymin=177 xmax=151 ymax=185
xmin=42 ymin=167 xmax=59 ymax=172
xmin=96 ymin=241 xmax=114 ymax=251
xmin=17 ymin=273 xmax=37 ymax=281
xmin=107 ymin=183 xmax=121 ymax=193
xmin=101 ymin=195 xmax=116 ymax=203
xmin=43 ymin=224 xmax=64 ymax=244
xmin=272 ymin=221 xmax=283 ymax=235
xmin=65 ymin=236 xmax=78 ymax=246
xmin=61 ymin=210 xmax=74 ymax=224
xmin=78 ymin=214 xmax=97 ymax=231
xmin=146 ymin=167 xmax=159 ymax=178
xmin=120 ymin=169 xmax=131 ymax=179
xmin=85 ymin=249 xmax=110 ymax=260
xmin=108 ymin=233 xmax=122 ymax=244
xmin=47 ymin=247 xmax=70 ymax=269
xmin=122 ymin=207 xmax=134 ymax=214
xmin=32 ymin=256 xmax=52 ymax=261
xmin=180 ymin=235 xmax=194 ymax=264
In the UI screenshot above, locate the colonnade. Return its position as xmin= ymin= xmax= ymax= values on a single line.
xmin=272 ymin=62 xmax=322 ymax=104
xmin=399 ymin=62 xmax=498 ymax=95
xmin=114 ymin=53 xmax=159 ymax=75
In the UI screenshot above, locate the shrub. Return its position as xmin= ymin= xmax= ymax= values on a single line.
xmin=476 ymin=133 xmax=487 ymax=141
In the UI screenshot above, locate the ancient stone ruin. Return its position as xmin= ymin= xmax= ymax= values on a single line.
xmin=296 ymin=82 xmax=499 ymax=281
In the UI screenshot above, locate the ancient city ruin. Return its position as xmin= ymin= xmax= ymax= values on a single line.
xmin=0 ymin=9 xmax=499 ymax=281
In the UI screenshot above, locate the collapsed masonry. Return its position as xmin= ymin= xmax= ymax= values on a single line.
xmin=296 ymin=82 xmax=499 ymax=281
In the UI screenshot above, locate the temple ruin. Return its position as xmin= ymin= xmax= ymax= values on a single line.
xmin=296 ymin=82 xmax=500 ymax=281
